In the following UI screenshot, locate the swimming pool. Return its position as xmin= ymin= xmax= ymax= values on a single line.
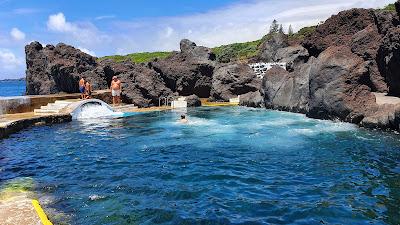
xmin=1 ymin=107 xmax=399 ymax=224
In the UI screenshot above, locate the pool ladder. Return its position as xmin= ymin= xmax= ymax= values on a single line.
xmin=158 ymin=96 xmax=175 ymax=107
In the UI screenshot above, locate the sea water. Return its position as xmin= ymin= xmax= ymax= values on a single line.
xmin=0 ymin=107 xmax=399 ymax=224
xmin=0 ymin=79 xmax=25 ymax=97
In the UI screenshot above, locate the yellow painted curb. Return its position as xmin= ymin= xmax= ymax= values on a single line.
xmin=32 ymin=199 xmax=53 ymax=225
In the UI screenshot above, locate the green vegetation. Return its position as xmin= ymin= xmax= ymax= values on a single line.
xmin=101 ymin=20 xmax=318 ymax=64
xmin=289 ymin=25 xmax=317 ymax=42
xmin=99 ymin=51 xmax=172 ymax=63
xmin=382 ymin=3 xmax=396 ymax=11
xmin=211 ymin=40 xmax=262 ymax=63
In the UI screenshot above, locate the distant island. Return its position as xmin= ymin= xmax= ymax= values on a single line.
xmin=0 ymin=78 xmax=25 ymax=81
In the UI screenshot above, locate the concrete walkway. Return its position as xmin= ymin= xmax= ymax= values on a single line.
xmin=0 ymin=193 xmax=41 ymax=225
xmin=373 ymin=92 xmax=400 ymax=106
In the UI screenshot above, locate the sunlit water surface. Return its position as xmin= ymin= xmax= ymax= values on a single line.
xmin=1 ymin=107 xmax=399 ymax=225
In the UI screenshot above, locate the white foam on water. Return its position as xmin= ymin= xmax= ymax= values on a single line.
xmin=291 ymin=120 xmax=357 ymax=136
xmin=73 ymin=104 xmax=123 ymax=120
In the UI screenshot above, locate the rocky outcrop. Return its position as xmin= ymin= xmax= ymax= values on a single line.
xmin=302 ymin=8 xmax=376 ymax=57
xmin=210 ymin=63 xmax=261 ymax=101
xmin=361 ymin=104 xmax=400 ymax=130
xmin=186 ymin=95 xmax=202 ymax=107
xmin=150 ymin=39 xmax=216 ymax=98
xmin=25 ymin=42 xmax=108 ymax=95
xmin=263 ymin=58 xmax=313 ymax=114
xmin=239 ymin=91 xmax=264 ymax=108
xmin=258 ymin=33 xmax=289 ymax=62
xmin=377 ymin=27 xmax=400 ymax=96
xmin=274 ymin=45 xmax=309 ymax=72
xmin=307 ymin=46 xmax=377 ymax=123
xmin=98 ymin=60 xmax=173 ymax=107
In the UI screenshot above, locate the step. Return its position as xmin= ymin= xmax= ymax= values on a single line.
xmin=40 ymin=104 xmax=68 ymax=110
xmin=34 ymin=109 xmax=60 ymax=114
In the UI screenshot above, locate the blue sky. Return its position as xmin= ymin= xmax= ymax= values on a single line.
xmin=0 ymin=0 xmax=394 ymax=79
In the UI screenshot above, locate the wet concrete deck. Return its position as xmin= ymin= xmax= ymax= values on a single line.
xmin=0 ymin=193 xmax=41 ymax=225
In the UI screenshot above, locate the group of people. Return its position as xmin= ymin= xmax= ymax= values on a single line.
xmin=78 ymin=77 xmax=93 ymax=100
xmin=78 ymin=76 xmax=122 ymax=106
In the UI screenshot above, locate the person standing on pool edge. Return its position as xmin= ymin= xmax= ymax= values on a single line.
xmin=110 ymin=76 xmax=122 ymax=106
xmin=79 ymin=76 xmax=86 ymax=99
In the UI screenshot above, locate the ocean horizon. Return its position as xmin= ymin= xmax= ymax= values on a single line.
xmin=0 ymin=79 xmax=26 ymax=97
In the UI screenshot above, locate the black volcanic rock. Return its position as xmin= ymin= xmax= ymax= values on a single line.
xmin=274 ymin=45 xmax=309 ymax=72
xmin=302 ymin=8 xmax=376 ymax=57
xmin=150 ymin=39 xmax=216 ymax=98
xmin=186 ymin=94 xmax=202 ymax=107
xmin=374 ymin=10 xmax=399 ymax=35
xmin=25 ymin=42 xmax=107 ymax=95
xmin=239 ymin=91 xmax=264 ymax=108
xmin=258 ymin=33 xmax=289 ymax=62
xmin=262 ymin=59 xmax=313 ymax=114
xmin=97 ymin=59 xmax=173 ymax=107
xmin=210 ymin=63 xmax=261 ymax=101
xmin=307 ymin=46 xmax=377 ymax=123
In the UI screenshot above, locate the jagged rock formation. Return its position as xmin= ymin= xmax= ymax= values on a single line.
xmin=98 ymin=59 xmax=173 ymax=107
xmin=210 ymin=63 xmax=261 ymax=101
xmin=258 ymin=33 xmax=289 ymax=62
xmin=25 ymin=42 xmax=107 ymax=94
xmin=239 ymin=91 xmax=264 ymax=108
xmin=150 ymin=39 xmax=216 ymax=98
xmin=307 ymin=46 xmax=377 ymax=123
xmin=25 ymin=39 xmax=259 ymax=107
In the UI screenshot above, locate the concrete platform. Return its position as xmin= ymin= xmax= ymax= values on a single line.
xmin=373 ymin=92 xmax=400 ymax=106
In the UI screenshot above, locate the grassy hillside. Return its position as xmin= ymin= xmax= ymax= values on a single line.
xmin=211 ymin=40 xmax=262 ymax=63
xmin=99 ymin=51 xmax=172 ymax=63
xmin=381 ymin=3 xmax=395 ymax=11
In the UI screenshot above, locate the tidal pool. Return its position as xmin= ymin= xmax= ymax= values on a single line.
xmin=1 ymin=107 xmax=399 ymax=225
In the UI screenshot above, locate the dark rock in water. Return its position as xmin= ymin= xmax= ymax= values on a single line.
xmin=211 ymin=63 xmax=261 ymax=101
xmin=274 ymin=45 xmax=309 ymax=72
xmin=98 ymin=60 xmax=173 ymax=107
xmin=258 ymin=33 xmax=289 ymax=62
xmin=239 ymin=91 xmax=264 ymax=108
xmin=361 ymin=104 xmax=400 ymax=130
xmin=307 ymin=46 xmax=377 ymax=123
xmin=377 ymin=27 xmax=400 ymax=96
xmin=351 ymin=24 xmax=388 ymax=92
xmin=262 ymin=58 xmax=313 ymax=114
xmin=302 ymin=8 xmax=375 ymax=57
xmin=186 ymin=94 xmax=202 ymax=107
xmin=150 ymin=39 xmax=216 ymax=98
xmin=25 ymin=42 xmax=107 ymax=95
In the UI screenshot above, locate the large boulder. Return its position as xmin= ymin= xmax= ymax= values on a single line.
xmin=307 ymin=46 xmax=377 ymax=123
xmin=377 ymin=27 xmax=400 ymax=96
xmin=97 ymin=60 xmax=173 ymax=107
xmin=185 ymin=94 xmax=202 ymax=107
xmin=150 ymin=39 xmax=216 ymax=98
xmin=210 ymin=63 xmax=261 ymax=101
xmin=361 ymin=103 xmax=400 ymax=130
xmin=258 ymin=33 xmax=289 ymax=62
xmin=25 ymin=42 xmax=107 ymax=95
xmin=274 ymin=45 xmax=309 ymax=72
xmin=351 ymin=24 xmax=387 ymax=92
xmin=374 ymin=10 xmax=399 ymax=35
xmin=239 ymin=91 xmax=264 ymax=108
xmin=302 ymin=8 xmax=376 ymax=57
xmin=262 ymin=58 xmax=313 ymax=114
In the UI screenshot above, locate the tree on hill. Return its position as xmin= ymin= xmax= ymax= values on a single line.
xmin=269 ymin=19 xmax=279 ymax=34
xmin=279 ymin=24 xmax=284 ymax=33
xmin=288 ymin=25 xmax=294 ymax=36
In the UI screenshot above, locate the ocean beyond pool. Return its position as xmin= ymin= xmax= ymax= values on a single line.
xmin=0 ymin=79 xmax=26 ymax=97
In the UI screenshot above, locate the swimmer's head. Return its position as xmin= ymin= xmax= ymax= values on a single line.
xmin=181 ymin=114 xmax=186 ymax=119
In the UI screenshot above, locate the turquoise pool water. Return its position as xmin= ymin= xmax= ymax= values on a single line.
xmin=1 ymin=107 xmax=400 ymax=224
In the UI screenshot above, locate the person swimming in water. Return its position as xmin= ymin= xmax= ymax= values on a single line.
xmin=179 ymin=114 xmax=188 ymax=123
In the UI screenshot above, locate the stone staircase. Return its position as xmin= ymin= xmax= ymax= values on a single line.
xmin=34 ymin=99 xmax=80 ymax=115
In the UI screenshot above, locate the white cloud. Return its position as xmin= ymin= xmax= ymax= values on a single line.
xmin=95 ymin=15 xmax=116 ymax=20
xmin=78 ymin=47 xmax=96 ymax=56
xmin=0 ymin=49 xmax=24 ymax=78
xmin=46 ymin=12 xmax=111 ymax=46
xmin=10 ymin=27 xmax=25 ymax=41
xmin=47 ymin=12 xmax=76 ymax=33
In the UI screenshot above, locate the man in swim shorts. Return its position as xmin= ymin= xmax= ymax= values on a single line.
xmin=79 ymin=77 xmax=86 ymax=99
xmin=110 ymin=76 xmax=122 ymax=106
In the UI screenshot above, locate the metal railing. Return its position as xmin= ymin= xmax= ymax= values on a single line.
xmin=158 ymin=96 xmax=176 ymax=107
